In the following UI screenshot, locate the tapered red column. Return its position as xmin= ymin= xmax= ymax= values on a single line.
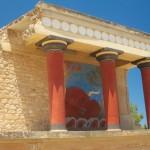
xmin=41 ymin=39 xmax=68 ymax=131
xmin=47 ymin=51 xmax=66 ymax=130
xmin=96 ymin=50 xmax=120 ymax=130
xmin=138 ymin=60 xmax=150 ymax=129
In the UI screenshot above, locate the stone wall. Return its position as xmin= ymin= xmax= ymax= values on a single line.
xmin=0 ymin=50 xmax=49 ymax=131
xmin=116 ymin=68 xmax=134 ymax=130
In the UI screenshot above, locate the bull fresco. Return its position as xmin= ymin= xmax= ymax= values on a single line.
xmin=65 ymin=62 xmax=106 ymax=130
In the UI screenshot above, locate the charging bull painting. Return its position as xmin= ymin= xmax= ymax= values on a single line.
xmin=65 ymin=62 xmax=106 ymax=130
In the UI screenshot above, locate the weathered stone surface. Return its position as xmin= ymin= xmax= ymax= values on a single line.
xmin=0 ymin=131 xmax=150 ymax=150
xmin=116 ymin=68 xmax=134 ymax=130
xmin=0 ymin=50 xmax=49 ymax=131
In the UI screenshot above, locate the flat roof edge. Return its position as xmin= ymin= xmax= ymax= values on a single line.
xmin=37 ymin=2 xmax=150 ymax=38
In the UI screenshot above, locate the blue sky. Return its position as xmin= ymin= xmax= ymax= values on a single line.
xmin=0 ymin=0 xmax=150 ymax=125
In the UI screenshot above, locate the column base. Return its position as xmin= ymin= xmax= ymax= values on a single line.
xmin=147 ymin=123 xmax=150 ymax=129
xmin=120 ymin=114 xmax=134 ymax=130
xmin=107 ymin=128 xmax=121 ymax=132
xmin=107 ymin=124 xmax=121 ymax=131
xmin=50 ymin=124 xmax=67 ymax=132
xmin=50 ymin=129 xmax=67 ymax=132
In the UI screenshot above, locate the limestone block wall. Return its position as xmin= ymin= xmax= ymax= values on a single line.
xmin=0 ymin=50 xmax=49 ymax=131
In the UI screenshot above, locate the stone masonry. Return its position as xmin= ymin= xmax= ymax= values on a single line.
xmin=0 ymin=48 xmax=49 ymax=131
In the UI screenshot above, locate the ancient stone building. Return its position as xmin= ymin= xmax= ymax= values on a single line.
xmin=0 ymin=2 xmax=150 ymax=133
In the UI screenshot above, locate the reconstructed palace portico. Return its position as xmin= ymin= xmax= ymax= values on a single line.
xmin=0 ymin=2 xmax=150 ymax=133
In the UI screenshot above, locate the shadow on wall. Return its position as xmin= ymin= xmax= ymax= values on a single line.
xmin=5 ymin=29 xmax=49 ymax=131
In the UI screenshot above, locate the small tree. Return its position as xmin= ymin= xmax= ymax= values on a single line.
xmin=130 ymin=103 xmax=143 ymax=126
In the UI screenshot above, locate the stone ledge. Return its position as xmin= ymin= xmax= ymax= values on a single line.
xmin=0 ymin=130 xmax=150 ymax=141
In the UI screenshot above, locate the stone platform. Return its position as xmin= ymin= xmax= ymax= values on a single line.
xmin=0 ymin=130 xmax=150 ymax=150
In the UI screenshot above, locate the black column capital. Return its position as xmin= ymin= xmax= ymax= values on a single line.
xmin=96 ymin=51 xmax=118 ymax=61
xmin=36 ymin=35 xmax=73 ymax=51
xmin=133 ymin=58 xmax=150 ymax=69
xmin=90 ymin=48 xmax=122 ymax=62
xmin=41 ymin=40 xmax=67 ymax=51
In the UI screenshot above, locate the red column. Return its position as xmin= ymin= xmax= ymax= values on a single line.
xmin=38 ymin=38 xmax=70 ymax=131
xmin=96 ymin=51 xmax=120 ymax=130
xmin=140 ymin=66 xmax=150 ymax=128
xmin=47 ymin=51 xmax=66 ymax=130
